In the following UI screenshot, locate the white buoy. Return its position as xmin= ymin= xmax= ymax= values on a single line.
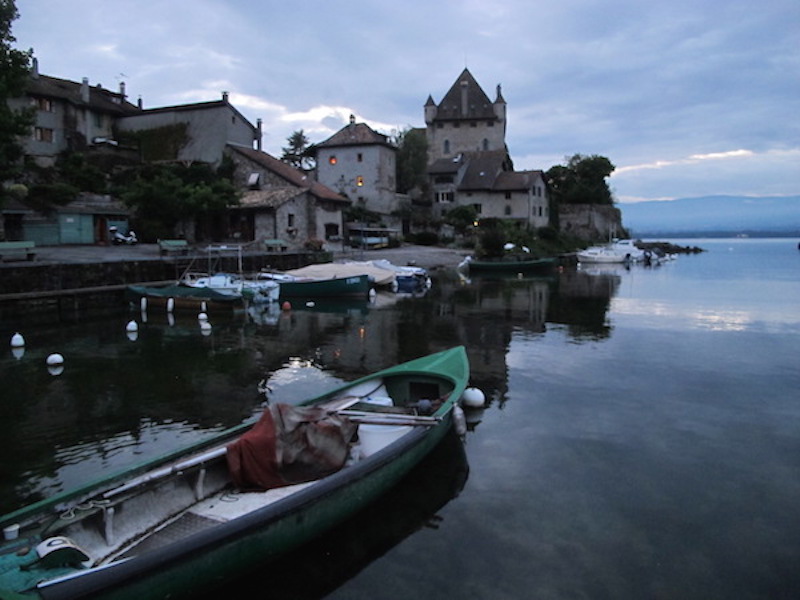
xmin=305 ymin=301 xmax=315 ymax=307
xmin=140 ymin=297 xmax=147 ymax=312
xmin=166 ymin=297 xmax=175 ymax=313
xmin=198 ymin=312 xmax=209 ymax=321
xmin=461 ymin=387 xmax=486 ymax=408
xmin=368 ymin=288 xmax=377 ymax=301
xmin=46 ymin=353 xmax=64 ymax=366
xmin=11 ymin=332 xmax=25 ymax=348
xmin=126 ymin=320 xmax=138 ymax=333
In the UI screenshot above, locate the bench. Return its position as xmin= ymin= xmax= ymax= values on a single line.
xmin=158 ymin=239 xmax=189 ymax=256
xmin=263 ymin=238 xmax=287 ymax=252
xmin=0 ymin=240 xmax=36 ymax=262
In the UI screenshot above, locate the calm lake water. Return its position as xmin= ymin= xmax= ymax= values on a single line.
xmin=1 ymin=237 xmax=799 ymax=599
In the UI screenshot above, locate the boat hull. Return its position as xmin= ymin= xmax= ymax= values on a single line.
xmin=278 ymin=274 xmax=372 ymax=299
xmin=466 ymin=257 xmax=556 ymax=273
xmin=126 ymin=284 xmax=244 ymax=312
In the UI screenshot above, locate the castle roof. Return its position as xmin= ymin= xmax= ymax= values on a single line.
xmin=431 ymin=68 xmax=497 ymax=121
xmin=315 ymin=118 xmax=393 ymax=149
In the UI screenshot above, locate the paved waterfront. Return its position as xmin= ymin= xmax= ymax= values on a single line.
xmin=13 ymin=242 xmax=470 ymax=271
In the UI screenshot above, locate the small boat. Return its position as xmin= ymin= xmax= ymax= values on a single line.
xmin=276 ymin=273 xmax=373 ymax=299
xmin=126 ymin=284 xmax=244 ymax=312
xmin=459 ymin=255 xmax=557 ymax=273
xmin=180 ymin=272 xmax=280 ymax=303
xmin=576 ymin=245 xmax=634 ymax=264
xmin=0 ymin=347 xmax=470 ymax=599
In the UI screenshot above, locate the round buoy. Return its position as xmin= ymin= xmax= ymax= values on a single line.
xmin=198 ymin=312 xmax=209 ymax=321
xmin=305 ymin=301 xmax=315 ymax=308
xmin=46 ymin=353 xmax=64 ymax=366
xmin=461 ymin=387 xmax=486 ymax=408
xmin=281 ymin=301 xmax=292 ymax=311
xmin=10 ymin=332 xmax=25 ymax=348
xmin=166 ymin=298 xmax=175 ymax=313
xmin=126 ymin=320 xmax=138 ymax=333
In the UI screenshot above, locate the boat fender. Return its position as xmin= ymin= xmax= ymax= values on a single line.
xmin=453 ymin=405 xmax=467 ymax=437
xmin=35 ymin=537 xmax=91 ymax=569
xmin=461 ymin=387 xmax=485 ymax=408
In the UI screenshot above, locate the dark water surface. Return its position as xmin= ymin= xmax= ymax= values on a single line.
xmin=1 ymin=238 xmax=799 ymax=599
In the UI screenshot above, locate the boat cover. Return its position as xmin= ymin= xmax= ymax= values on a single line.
xmin=226 ymin=404 xmax=357 ymax=491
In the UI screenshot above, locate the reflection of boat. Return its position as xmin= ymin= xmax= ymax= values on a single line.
xmin=181 ymin=272 xmax=280 ymax=303
xmin=0 ymin=347 xmax=469 ymax=600
xmin=126 ymin=284 xmax=245 ymax=312
xmin=459 ymin=255 xmax=557 ymax=273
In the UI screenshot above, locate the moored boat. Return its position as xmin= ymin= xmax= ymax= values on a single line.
xmin=459 ymin=255 xmax=557 ymax=273
xmin=276 ymin=273 xmax=373 ymax=299
xmin=126 ymin=284 xmax=245 ymax=312
xmin=180 ymin=272 xmax=280 ymax=303
xmin=0 ymin=347 xmax=470 ymax=600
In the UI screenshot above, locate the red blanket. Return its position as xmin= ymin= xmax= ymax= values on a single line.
xmin=226 ymin=404 xmax=357 ymax=491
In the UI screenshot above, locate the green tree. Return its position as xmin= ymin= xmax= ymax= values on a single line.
xmin=281 ymin=130 xmax=314 ymax=170
xmin=0 ymin=0 xmax=34 ymax=206
xmin=394 ymin=127 xmax=428 ymax=195
xmin=443 ymin=204 xmax=477 ymax=236
xmin=546 ymin=154 xmax=615 ymax=205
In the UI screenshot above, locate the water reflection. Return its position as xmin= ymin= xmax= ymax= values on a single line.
xmin=0 ymin=268 xmax=620 ymax=514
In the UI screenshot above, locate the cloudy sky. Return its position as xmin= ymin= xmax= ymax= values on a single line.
xmin=12 ymin=0 xmax=800 ymax=203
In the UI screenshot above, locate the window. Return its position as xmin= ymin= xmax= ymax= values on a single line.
xmin=356 ymin=176 xmax=364 ymax=187
xmin=482 ymin=139 xmax=489 ymax=151
xmin=436 ymin=191 xmax=454 ymax=203
xmin=34 ymin=127 xmax=54 ymax=143
xmin=435 ymin=175 xmax=453 ymax=184
xmin=470 ymin=122 xmax=477 ymax=128
xmin=505 ymin=205 xmax=512 ymax=216
xmin=437 ymin=123 xmax=443 ymax=129
xmin=443 ymin=140 xmax=450 ymax=154
xmin=357 ymin=153 xmax=363 ymax=162
xmin=486 ymin=121 xmax=494 ymax=127
xmin=505 ymin=191 xmax=511 ymax=200
xmin=472 ymin=204 xmax=482 ymax=214
xmin=329 ymin=155 xmax=337 ymax=165
xmin=453 ymin=122 xmax=459 ymax=128
xmin=33 ymin=98 xmax=53 ymax=112
xmin=288 ymin=214 xmax=295 ymax=227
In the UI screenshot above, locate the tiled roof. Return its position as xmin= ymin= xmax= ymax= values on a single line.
xmin=228 ymin=145 xmax=349 ymax=204
xmin=458 ymin=150 xmax=509 ymax=190
xmin=494 ymin=170 xmax=545 ymax=191
xmin=24 ymin=74 xmax=140 ymax=116
xmin=315 ymin=121 xmax=393 ymax=149
xmin=432 ymin=68 xmax=497 ymax=121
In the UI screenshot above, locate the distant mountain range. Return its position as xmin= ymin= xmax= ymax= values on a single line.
xmin=620 ymin=195 xmax=800 ymax=236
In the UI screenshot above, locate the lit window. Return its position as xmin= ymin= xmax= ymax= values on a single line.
xmin=356 ymin=176 xmax=364 ymax=187
xmin=329 ymin=155 xmax=337 ymax=165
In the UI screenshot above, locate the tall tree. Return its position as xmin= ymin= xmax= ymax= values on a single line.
xmin=0 ymin=0 xmax=34 ymax=206
xmin=546 ymin=154 xmax=615 ymax=205
xmin=280 ymin=130 xmax=314 ymax=170
xmin=394 ymin=127 xmax=428 ymax=195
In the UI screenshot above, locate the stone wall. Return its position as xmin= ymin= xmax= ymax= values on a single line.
xmin=558 ymin=204 xmax=625 ymax=241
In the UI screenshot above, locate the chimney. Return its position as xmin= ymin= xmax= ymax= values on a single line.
xmin=31 ymin=56 xmax=39 ymax=79
xmin=81 ymin=77 xmax=90 ymax=103
xmin=137 ymin=96 xmax=143 ymax=110
xmin=119 ymin=81 xmax=126 ymax=99
xmin=222 ymin=91 xmax=229 ymax=103
xmin=256 ymin=119 xmax=263 ymax=151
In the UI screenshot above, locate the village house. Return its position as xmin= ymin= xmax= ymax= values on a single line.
xmin=4 ymin=60 xmax=349 ymax=247
xmin=226 ymin=144 xmax=350 ymax=249
xmin=424 ymin=69 xmax=551 ymax=230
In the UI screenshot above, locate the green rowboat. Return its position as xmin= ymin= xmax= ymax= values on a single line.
xmin=0 ymin=347 xmax=470 ymax=600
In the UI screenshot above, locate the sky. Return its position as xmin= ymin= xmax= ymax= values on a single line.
xmin=11 ymin=0 xmax=800 ymax=203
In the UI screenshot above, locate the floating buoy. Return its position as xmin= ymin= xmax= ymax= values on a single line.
xmin=166 ymin=298 xmax=175 ymax=313
xmin=461 ymin=387 xmax=486 ymax=408
xmin=281 ymin=301 xmax=292 ymax=311
xmin=126 ymin=320 xmax=138 ymax=333
xmin=46 ymin=353 xmax=64 ymax=366
xmin=305 ymin=301 xmax=315 ymax=308
xmin=198 ymin=312 xmax=209 ymax=321
xmin=10 ymin=332 xmax=25 ymax=348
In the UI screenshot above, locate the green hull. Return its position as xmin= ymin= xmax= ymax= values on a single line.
xmin=466 ymin=257 xmax=556 ymax=273
xmin=278 ymin=274 xmax=371 ymax=299
xmin=0 ymin=347 xmax=469 ymax=600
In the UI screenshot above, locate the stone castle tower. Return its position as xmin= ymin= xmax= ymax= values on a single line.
xmin=424 ymin=68 xmax=507 ymax=163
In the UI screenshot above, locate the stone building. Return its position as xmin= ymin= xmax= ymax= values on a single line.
xmin=424 ymin=69 xmax=550 ymax=230
xmin=313 ymin=115 xmax=398 ymax=216
xmin=226 ymin=145 xmax=350 ymax=249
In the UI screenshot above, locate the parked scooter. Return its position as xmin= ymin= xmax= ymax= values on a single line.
xmin=110 ymin=226 xmax=138 ymax=245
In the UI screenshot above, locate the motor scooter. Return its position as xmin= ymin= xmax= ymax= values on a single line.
xmin=110 ymin=227 xmax=138 ymax=245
